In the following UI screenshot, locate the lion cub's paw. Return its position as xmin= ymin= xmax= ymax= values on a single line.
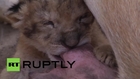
xmin=94 ymin=45 xmax=117 ymax=68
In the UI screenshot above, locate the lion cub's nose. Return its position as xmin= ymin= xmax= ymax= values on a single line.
xmin=62 ymin=32 xmax=80 ymax=48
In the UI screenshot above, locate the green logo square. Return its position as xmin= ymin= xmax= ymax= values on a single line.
xmin=7 ymin=58 xmax=20 ymax=72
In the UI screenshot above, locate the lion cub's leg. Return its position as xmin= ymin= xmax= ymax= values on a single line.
xmin=90 ymin=20 xmax=117 ymax=68
xmin=94 ymin=45 xmax=117 ymax=67
xmin=0 ymin=36 xmax=51 ymax=79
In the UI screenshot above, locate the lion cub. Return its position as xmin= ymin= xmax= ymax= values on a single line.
xmin=0 ymin=0 xmax=116 ymax=79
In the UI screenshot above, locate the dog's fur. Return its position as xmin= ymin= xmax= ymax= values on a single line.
xmin=84 ymin=0 xmax=140 ymax=79
xmin=0 ymin=0 xmax=117 ymax=79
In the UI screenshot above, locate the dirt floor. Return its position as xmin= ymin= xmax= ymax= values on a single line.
xmin=0 ymin=23 xmax=19 ymax=73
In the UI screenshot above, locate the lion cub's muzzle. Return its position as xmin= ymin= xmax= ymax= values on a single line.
xmin=61 ymin=32 xmax=81 ymax=49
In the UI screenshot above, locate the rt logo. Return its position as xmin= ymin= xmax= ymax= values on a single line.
xmin=7 ymin=58 xmax=20 ymax=72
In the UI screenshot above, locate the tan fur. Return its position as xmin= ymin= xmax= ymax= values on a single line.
xmin=0 ymin=0 xmax=18 ymax=24
xmin=84 ymin=0 xmax=140 ymax=79
xmin=0 ymin=0 xmax=116 ymax=79
xmin=0 ymin=9 xmax=10 ymax=24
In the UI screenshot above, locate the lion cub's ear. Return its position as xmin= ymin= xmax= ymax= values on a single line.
xmin=5 ymin=1 xmax=28 ymax=29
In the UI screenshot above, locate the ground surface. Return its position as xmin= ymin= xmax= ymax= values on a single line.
xmin=0 ymin=23 xmax=19 ymax=73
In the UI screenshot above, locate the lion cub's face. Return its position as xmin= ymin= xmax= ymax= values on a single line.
xmin=9 ymin=0 xmax=94 ymax=60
